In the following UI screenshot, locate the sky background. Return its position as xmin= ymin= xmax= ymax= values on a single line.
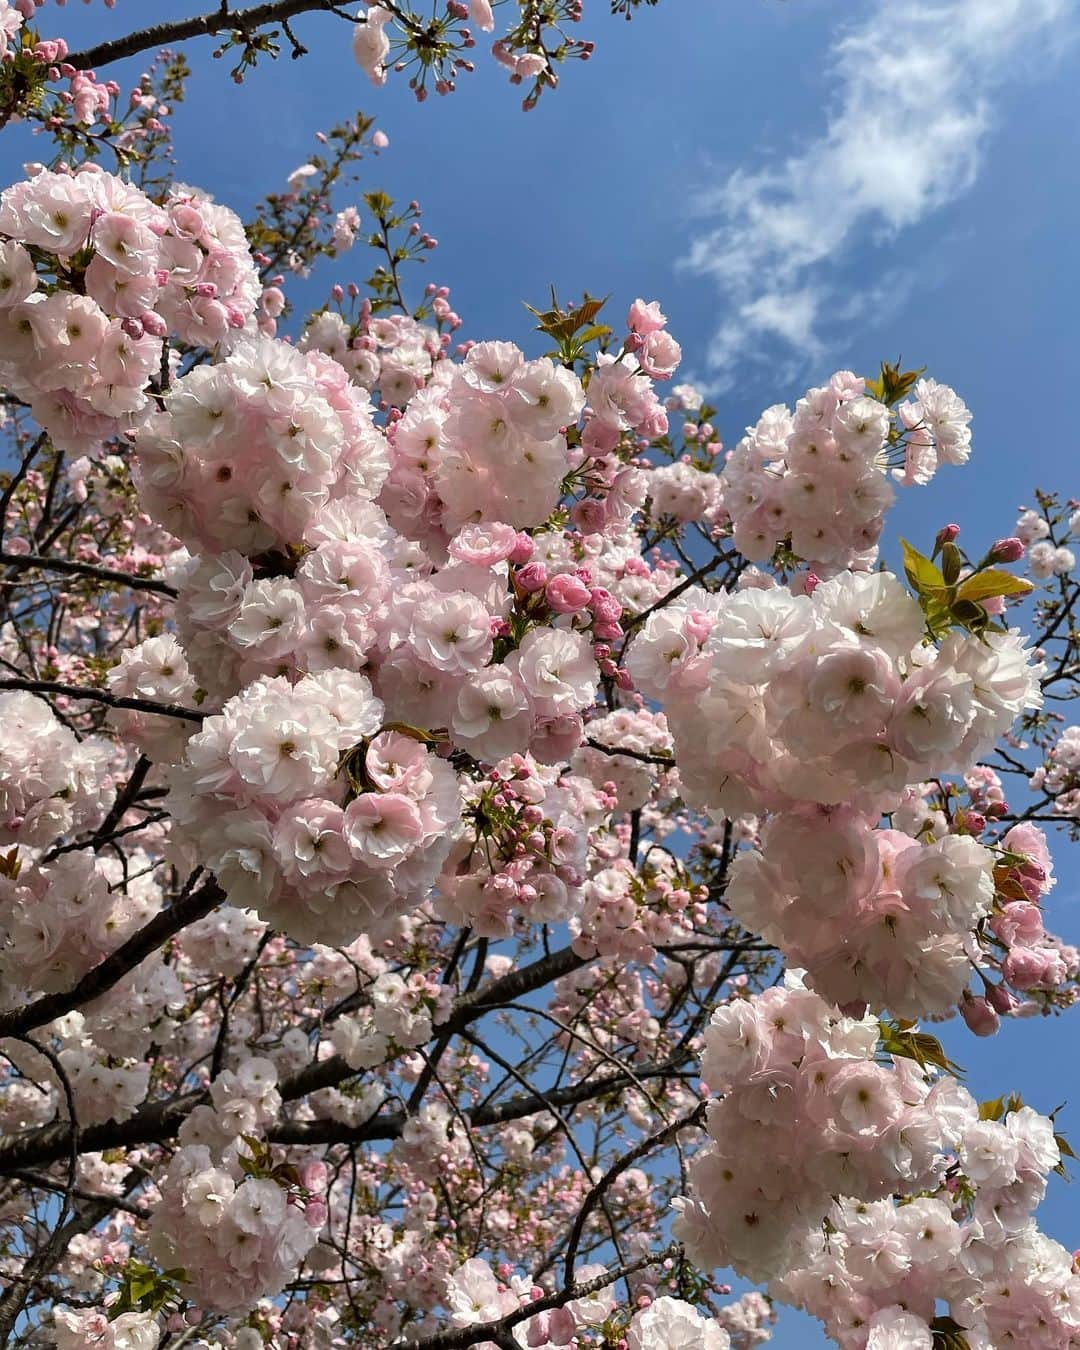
xmin=5 ymin=1 xmax=1080 ymax=1344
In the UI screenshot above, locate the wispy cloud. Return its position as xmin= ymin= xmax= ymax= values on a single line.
xmin=685 ymin=0 xmax=1072 ymax=390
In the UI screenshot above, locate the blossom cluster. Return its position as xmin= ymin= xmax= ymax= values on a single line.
xmin=1016 ymin=506 xmax=1077 ymax=578
xmin=437 ymin=754 xmax=608 ymax=937
xmin=3 ymin=1010 xmax=152 ymax=1127
xmin=52 ymin=1308 xmax=158 ymax=1350
xmin=168 ymin=675 xmax=460 ymax=946
xmin=679 ymin=978 xmax=1080 ymax=1350
xmin=0 ymin=690 xmax=112 ymax=848
xmin=772 ymin=1094 xmax=1079 ymax=1348
xmin=330 ymin=970 xmax=453 ymax=1070
xmin=0 ymin=166 xmax=260 ymax=453
xmin=0 ymin=848 xmax=156 ymax=996
xmin=300 ymin=307 xmax=443 ymax=402
xmin=675 ymin=980 xmax=951 ymax=1284
xmin=148 ymin=1142 xmax=323 ymax=1313
xmin=386 ymin=339 xmax=586 ymax=541
xmin=134 ymin=335 xmax=388 ymax=558
xmin=728 ymin=821 xmax=990 ymax=1019
xmin=0 ymin=122 xmax=1075 ymax=1350
xmin=441 ymin=1256 xmax=738 ymax=1350
xmin=719 ymin=374 xmax=971 ymax=572
xmin=1031 ymin=723 xmax=1080 ymax=819
xmin=630 ymin=568 xmax=1043 ymax=820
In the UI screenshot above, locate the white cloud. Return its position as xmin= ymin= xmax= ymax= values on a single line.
xmin=685 ymin=0 xmax=1072 ymax=390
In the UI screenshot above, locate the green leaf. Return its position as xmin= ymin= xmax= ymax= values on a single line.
xmin=524 ymin=290 xmax=609 ymax=344
xmin=979 ymin=1095 xmax=1005 ymax=1122
xmin=978 ymin=1092 xmax=1023 ymax=1121
xmin=867 ymin=359 xmax=926 ymax=407
xmin=1056 ymin=1132 xmax=1077 ymax=1160
xmin=109 ymin=1259 xmax=186 ymax=1319
xmin=575 ymin=323 xmax=612 ymax=345
xmin=900 ymin=538 xmax=947 ymax=597
xmin=363 ymin=189 xmax=393 ymax=218
xmin=940 ymin=542 xmax=963 ymax=586
xmin=954 ymin=569 xmax=1034 ymax=604
xmin=921 ymin=594 xmax=955 ymax=639
xmin=931 ymin=1315 xmax=971 ymax=1349
xmin=879 ymin=1020 xmax=964 ymax=1077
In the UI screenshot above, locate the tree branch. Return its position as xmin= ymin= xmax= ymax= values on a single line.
xmin=397 ymin=1246 xmax=681 ymax=1350
xmin=0 ymin=878 xmax=223 ymax=1040
xmin=65 ymin=0 xmax=350 ymax=72
xmin=0 ymin=678 xmax=206 ymax=723
xmin=0 ymin=551 xmax=176 ymax=598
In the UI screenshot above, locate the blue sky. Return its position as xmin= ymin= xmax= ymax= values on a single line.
xmin=6 ymin=1 xmax=1080 ymax=1343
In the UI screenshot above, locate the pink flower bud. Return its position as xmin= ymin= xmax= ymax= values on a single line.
xmin=986 ymin=982 xmax=1019 ymax=1015
xmin=517 ymin=561 xmax=547 ymax=593
xmin=545 ymin=573 xmax=592 ymax=614
xmin=300 ymin=1161 xmax=327 ymax=1190
xmin=140 ymin=310 xmax=168 ymax=338
xmin=935 ymin=523 xmax=961 ymax=550
xmin=509 ymin=532 xmax=535 ymax=565
xmin=588 ymin=587 xmax=622 ymax=622
xmin=304 ymin=1197 xmax=328 ymax=1229
xmin=960 ymin=993 xmax=1000 ymax=1037
xmin=1002 ymin=946 xmax=1057 ymax=991
xmin=988 ymin=536 xmax=1026 ymax=563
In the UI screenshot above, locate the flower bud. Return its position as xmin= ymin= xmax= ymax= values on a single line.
xmin=935 ymin=523 xmax=961 ymax=550
xmin=986 ymin=982 xmax=1019 ymax=1015
xmin=988 ymin=536 xmax=1026 ymax=563
xmin=516 ymin=561 xmax=547 ymax=593
xmin=960 ymin=993 xmax=1000 ymax=1037
xmin=545 ymin=573 xmax=592 ymax=614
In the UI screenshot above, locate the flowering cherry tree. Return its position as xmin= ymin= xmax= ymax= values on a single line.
xmin=0 ymin=5 xmax=1078 ymax=1350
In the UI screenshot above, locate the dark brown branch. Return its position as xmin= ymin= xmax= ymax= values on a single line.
xmin=270 ymin=1059 xmax=692 ymax=1149
xmin=0 ymin=1035 xmax=79 ymax=1343
xmin=0 ymin=878 xmax=223 ymax=1039
xmin=65 ymin=0 xmax=349 ymax=72
xmin=398 ymin=1246 xmax=681 ymax=1350
xmin=584 ymin=738 xmax=673 ymax=767
xmin=622 ymin=551 xmax=731 ymax=636
xmin=0 ymin=1045 xmax=687 ymax=1174
xmin=0 ymin=678 xmax=206 ymax=723
xmin=279 ymin=942 xmax=589 ymax=1100
xmin=8 ymin=1169 xmax=152 ymax=1220
xmin=0 ymin=943 xmax=587 ymax=1172
xmin=81 ymin=755 xmax=154 ymax=851
xmin=0 ymin=551 xmax=176 ymax=598
xmin=562 ymin=1100 xmax=706 ymax=1285
xmin=0 ymin=432 xmax=48 ymax=554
